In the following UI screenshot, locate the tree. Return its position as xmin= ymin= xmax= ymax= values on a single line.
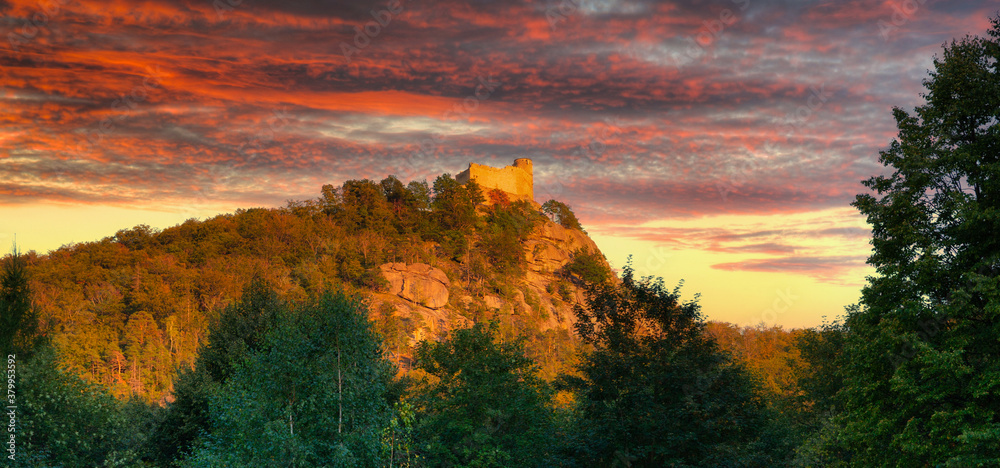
xmin=412 ymin=321 xmax=559 ymax=467
xmin=541 ymin=200 xmax=583 ymax=231
xmin=560 ymin=248 xmax=610 ymax=285
xmin=340 ymin=179 xmax=394 ymax=234
xmin=480 ymin=199 xmax=543 ymax=276
xmin=431 ymin=174 xmax=484 ymax=261
xmin=562 ymin=260 xmax=786 ymax=466
xmin=792 ymin=318 xmax=846 ymax=419
xmin=150 ymin=277 xmax=283 ymax=463
xmin=381 ymin=175 xmax=429 ymax=234
xmin=13 ymin=346 xmax=150 ymax=467
xmin=0 ymin=247 xmax=41 ymax=358
xmin=184 ymin=291 xmax=396 ymax=467
xmin=431 ymin=174 xmax=484 ymax=232
xmin=840 ymin=16 xmax=1000 ymax=466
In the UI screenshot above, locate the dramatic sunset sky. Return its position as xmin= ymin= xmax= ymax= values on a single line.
xmin=1 ymin=0 xmax=995 ymax=327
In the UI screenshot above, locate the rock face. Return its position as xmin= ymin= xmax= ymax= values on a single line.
xmin=380 ymin=263 xmax=450 ymax=309
xmin=525 ymin=221 xmax=605 ymax=274
xmin=371 ymin=216 xmax=613 ymax=368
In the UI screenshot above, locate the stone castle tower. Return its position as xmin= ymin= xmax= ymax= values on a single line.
xmin=456 ymin=158 xmax=534 ymax=203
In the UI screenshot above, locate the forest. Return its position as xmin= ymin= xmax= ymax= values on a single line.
xmin=2 ymin=16 xmax=999 ymax=468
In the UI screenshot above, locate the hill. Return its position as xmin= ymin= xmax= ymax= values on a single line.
xmin=22 ymin=172 xmax=609 ymax=402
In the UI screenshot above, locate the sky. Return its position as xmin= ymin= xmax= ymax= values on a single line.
xmin=1 ymin=0 xmax=995 ymax=328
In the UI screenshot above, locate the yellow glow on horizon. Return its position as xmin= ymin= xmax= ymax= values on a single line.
xmin=589 ymin=207 xmax=874 ymax=329
xmin=3 ymin=203 xmax=872 ymax=329
xmin=1 ymin=203 xmax=236 ymax=255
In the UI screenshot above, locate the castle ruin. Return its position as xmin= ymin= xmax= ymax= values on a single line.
xmin=456 ymin=158 xmax=534 ymax=203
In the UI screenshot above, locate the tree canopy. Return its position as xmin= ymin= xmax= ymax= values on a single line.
xmin=411 ymin=321 xmax=558 ymax=467
xmin=823 ymin=15 xmax=1000 ymax=466
xmin=562 ymin=260 xmax=787 ymax=466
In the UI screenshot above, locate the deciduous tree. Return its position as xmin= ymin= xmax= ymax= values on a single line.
xmin=838 ymin=16 xmax=1000 ymax=466
xmin=563 ymin=260 xmax=786 ymax=466
xmin=412 ymin=321 xmax=559 ymax=467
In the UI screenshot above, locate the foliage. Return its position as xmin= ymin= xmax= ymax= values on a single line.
xmin=411 ymin=321 xmax=559 ymax=467
xmin=12 ymin=345 xmax=155 ymax=467
xmin=562 ymin=260 xmax=790 ymax=466
xmin=430 ymin=174 xmax=485 ymax=261
xmin=198 ymin=276 xmax=283 ymax=383
xmin=791 ymin=318 xmax=846 ymax=418
xmin=382 ymin=400 xmax=419 ymax=468
xmin=150 ymin=277 xmax=283 ymax=464
xmin=559 ymin=248 xmax=610 ymax=285
xmin=705 ymin=322 xmax=806 ymax=402
xmin=835 ymin=16 xmax=1000 ymax=466
xmin=431 ymin=174 xmax=484 ymax=233
xmin=0 ymin=248 xmax=41 ymax=358
xmin=185 ymin=291 xmax=396 ymax=467
xmin=150 ymin=364 xmax=218 ymax=465
xmin=541 ymin=200 xmax=583 ymax=231
xmin=479 ymin=200 xmax=545 ymax=277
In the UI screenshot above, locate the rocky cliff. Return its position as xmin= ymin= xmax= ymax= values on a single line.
xmin=370 ymin=217 xmax=607 ymax=368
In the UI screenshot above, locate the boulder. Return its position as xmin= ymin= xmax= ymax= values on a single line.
xmin=380 ymin=263 xmax=450 ymax=309
xmin=484 ymin=295 xmax=502 ymax=309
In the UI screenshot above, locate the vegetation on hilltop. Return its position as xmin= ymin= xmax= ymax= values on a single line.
xmin=21 ymin=172 xmax=584 ymax=403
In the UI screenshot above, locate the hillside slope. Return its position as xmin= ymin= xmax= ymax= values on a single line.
xmin=369 ymin=217 xmax=605 ymax=372
xmin=23 ymin=174 xmax=611 ymax=401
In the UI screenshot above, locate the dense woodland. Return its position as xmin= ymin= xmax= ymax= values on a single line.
xmin=2 ymin=16 xmax=999 ymax=467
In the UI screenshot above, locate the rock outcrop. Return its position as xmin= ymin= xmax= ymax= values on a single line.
xmin=524 ymin=221 xmax=603 ymax=274
xmin=379 ymin=262 xmax=450 ymax=309
xmin=371 ymin=216 xmax=612 ymax=369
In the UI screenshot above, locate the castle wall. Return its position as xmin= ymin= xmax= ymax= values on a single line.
xmin=456 ymin=159 xmax=534 ymax=203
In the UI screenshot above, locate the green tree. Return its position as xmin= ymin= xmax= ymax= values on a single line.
xmin=150 ymin=277 xmax=283 ymax=463
xmin=431 ymin=174 xmax=484 ymax=232
xmin=563 ymin=260 xmax=785 ymax=466
xmin=480 ymin=200 xmax=542 ymax=276
xmin=0 ymin=247 xmax=41 ymax=358
xmin=560 ymin=248 xmax=610 ymax=285
xmin=412 ymin=321 xmax=558 ymax=467
xmin=407 ymin=180 xmax=432 ymax=212
xmin=430 ymin=174 xmax=484 ymax=261
xmin=793 ymin=318 xmax=846 ymax=419
xmin=541 ymin=200 xmax=583 ymax=231
xmin=185 ymin=291 xmax=395 ymax=467
xmin=340 ymin=179 xmax=394 ymax=233
xmin=199 ymin=276 xmax=283 ymax=383
xmin=839 ymin=16 xmax=1000 ymax=466
xmin=13 ymin=346 xmax=150 ymax=467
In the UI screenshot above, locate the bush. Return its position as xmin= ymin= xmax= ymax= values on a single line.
xmin=560 ymin=248 xmax=610 ymax=285
xmin=541 ymin=200 xmax=583 ymax=231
